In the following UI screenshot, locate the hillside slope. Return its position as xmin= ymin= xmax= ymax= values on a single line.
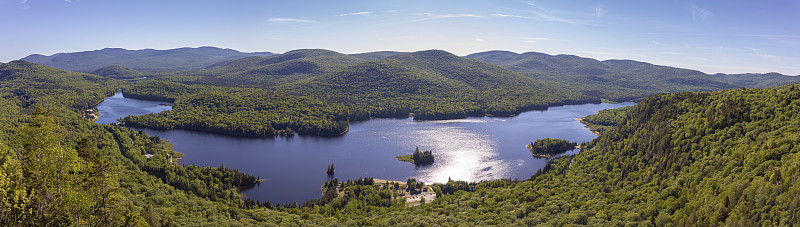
xmin=466 ymin=50 xmax=742 ymax=101
xmin=0 ymin=60 xmax=118 ymax=128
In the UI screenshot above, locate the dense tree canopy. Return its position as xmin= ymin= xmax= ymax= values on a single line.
xmin=527 ymin=138 xmax=577 ymax=158
xmin=581 ymin=105 xmax=633 ymax=134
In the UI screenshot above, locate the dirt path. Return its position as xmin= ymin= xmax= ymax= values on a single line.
xmin=405 ymin=191 xmax=436 ymax=207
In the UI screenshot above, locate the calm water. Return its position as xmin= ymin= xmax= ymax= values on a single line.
xmin=96 ymin=93 xmax=633 ymax=203
xmin=95 ymin=93 xmax=172 ymax=124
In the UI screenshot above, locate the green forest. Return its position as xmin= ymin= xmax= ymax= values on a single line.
xmin=396 ymin=147 xmax=435 ymax=165
xmin=2 ymin=50 xmax=800 ymax=226
xmin=527 ymin=138 xmax=577 ymax=158
xmin=581 ymin=106 xmax=634 ymax=134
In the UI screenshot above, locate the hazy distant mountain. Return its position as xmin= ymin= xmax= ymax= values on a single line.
xmin=466 ymin=50 xmax=741 ymax=102
xmin=710 ymin=72 xmax=800 ymax=88
xmin=350 ymin=51 xmax=409 ymax=60
xmin=21 ymin=47 xmax=274 ymax=72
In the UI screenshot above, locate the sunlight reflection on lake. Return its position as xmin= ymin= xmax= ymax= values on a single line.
xmin=414 ymin=127 xmax=500 ymax=183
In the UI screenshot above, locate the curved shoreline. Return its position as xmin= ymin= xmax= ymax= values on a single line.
xmin=116 ymin=102 xmax=629 ymax=139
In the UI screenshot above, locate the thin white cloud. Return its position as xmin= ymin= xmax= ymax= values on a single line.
xmin=337 ymin=11 xmax=371 ymax=17
xmin=20 ymin=0 xmax=31 ymax=9
xmin=497 ymin=36 xmax=557 ymax=42
xmin=532 ymin=12 xmax=579 ymax=25
xmin=748 ymin=47 xmax=781 ymax=60
xmin=635 ymin=32 xmax=800 ymax=39
xmin=492 ymin=14 xmax=527 ymax=19
xmin=401 ymin=13 xmax=483 ymax=23
xmin=475 ymin=38 xmax=484 ymax=42
xmin=689 ymin=3 xmax=713 ymax=22
xmin=524 ymin=2 xmax=581 ymax=25
xmin=595 ymin=4 xmax=608 ymax=17
xmin=422 ymin=13 xmax=482 ymax=19
xmin=526 ymin=2 xmax=549 ymax=12
xmin=267 ymin=18 xmax=316 ymax=23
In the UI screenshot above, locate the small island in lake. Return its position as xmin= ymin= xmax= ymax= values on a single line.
xmin=326 ymin=163 xmax=335 ymax=175
xmin=396 ymin=147 xmax=435 ymax=165
xmin=527 ymin=138 xmax=578 ymax=158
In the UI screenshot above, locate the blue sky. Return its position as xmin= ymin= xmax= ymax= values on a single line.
xmin=2 ymin=0 xmax=799 ymax=74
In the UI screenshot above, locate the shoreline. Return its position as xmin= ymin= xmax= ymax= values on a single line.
xmin=112 ymin=94 xmax=614 ymax=138
xmin=372 ymin=178 xmax=406 ymax=185
xmin=574 ymin=117 xmax=601 ymax=136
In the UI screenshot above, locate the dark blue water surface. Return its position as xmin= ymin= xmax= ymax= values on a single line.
xmin=96 ymin=92 xmax=633 ymax=204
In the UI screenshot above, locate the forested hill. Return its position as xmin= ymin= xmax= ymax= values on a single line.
xmin=711 ymin=72 xmax=800 ymax=88
xmin=183 ymin=49 xmax=366 ymax=87
xmin=20 ymin=46 xmax=275 ymax=72
xmin=511 ymin=85 xmax=800 ymax=225
xmin=0 ymin=60 xmax=118 ymax=131
xmin=466 ymin=50 xmax=742 ymax=101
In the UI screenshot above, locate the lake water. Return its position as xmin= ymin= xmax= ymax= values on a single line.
xmin=96 ymin=93 xmax=633 ymax=204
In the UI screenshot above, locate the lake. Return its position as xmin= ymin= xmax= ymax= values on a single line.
xmin=96 ymin=93 xmax=633 ymax=204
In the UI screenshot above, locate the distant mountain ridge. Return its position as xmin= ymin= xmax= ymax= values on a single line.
xmin=466 ymin=50 xmax=743 ymax=102
xmin=21 ymin=46 xmax=274 ymax=72
xmin=24 ymin=47 xmax=800 ymax=102
xmin=710 ymin=72 xmax=800 ymax=88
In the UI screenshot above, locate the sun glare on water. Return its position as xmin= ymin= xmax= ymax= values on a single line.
xmin=400 ymin=125 xmax=508 ymax=183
